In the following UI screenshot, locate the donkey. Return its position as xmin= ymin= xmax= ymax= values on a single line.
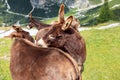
xmin=28 ymin=4 xmax=80 ymax=31
xmin=4 ymin=25 xmax=34 ymax=43
xmin=35 ymin=4 xmax=86 ymax=70
xmin=38 ymin=16 xmax=86 ymax=73
xmin=28 ymin=14 xmax=51 ymax=30
xmin=35 ymin=3 xmax=80 ymax=44
xmin=7 ymin=26 xmax=80 ymax=80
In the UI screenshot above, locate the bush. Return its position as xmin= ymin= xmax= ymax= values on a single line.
xmin=97 ymin=0 xmax=115 ymax=23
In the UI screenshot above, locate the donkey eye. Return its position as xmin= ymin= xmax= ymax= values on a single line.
xmin=49 ymin=34 xmax=56 ymax=40
xmin=57 ymin=35 xmax=62 ymax=38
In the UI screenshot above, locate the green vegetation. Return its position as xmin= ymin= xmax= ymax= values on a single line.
xmin=81 ymin=26 xmax=120 ymax=80
xmin=43 ymin=8 xmax=77 ymax=24
xmin=0 ymin=59 xmax=11 ymax=80
xmin=43 ymin=17 xmax=58 ymax=24
xmin=0 ymin=24 xmax=120 ymax=80
xmin=0 ymin=38 xmax=12 ymax=80
xmin=0 ymin=0 xmax=120 ymax=26
xmin=97 ymin=0 xmax=114 ymax=23
xmin=89 ymin=0 xmax=101 ymax=5
xmin=109 ymin=0 xmax=120 ymax=7
xmin=80 ymin=0 xmax=120 ymax=26
xmin=0 ymin=38 xmax=12 ymax=57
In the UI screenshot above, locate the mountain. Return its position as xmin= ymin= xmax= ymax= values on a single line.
xmin=0 ymin=0 xmax=119 ymax=26
xmin=77 ymin=0 xmax=120 ymax=26
xmin=0 ymin=0 xmax=89 ymax=26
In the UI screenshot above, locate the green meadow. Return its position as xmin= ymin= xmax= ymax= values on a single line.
xmin=81 ymin=26 xmax=120 ymax=80
xmin=0 ymin=25 xmax=120 ymax=80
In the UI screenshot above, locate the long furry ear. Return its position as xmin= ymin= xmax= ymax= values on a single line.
xmin=71 ymin=17 xmax=80 ymax=29
xmin=58 ymin=3 xmax=65 ymax=23
xmin=61 ymin=16 xmax=73 ymax=31
xmin=29 ymin=13 xmax=32 ymax=19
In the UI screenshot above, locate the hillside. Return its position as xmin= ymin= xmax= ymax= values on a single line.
xmin=89 ymin=0 xmax=101 ymax=4
xmin=78 ymin=0 xmax=120 ymax=26
xmin=0 ymin=0 xmax=120 ymax=26
xmin=0 ymin=0 xmax=90 ymax=26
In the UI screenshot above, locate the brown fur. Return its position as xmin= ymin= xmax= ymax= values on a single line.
xmin=9 ymin=30 xmax=80 ymax=80
xmin=37 ymin=16 xmax=86 ymax=70
xmin=28 ymin=15 xmax=51 ymax=30
xmin=4 ymin=26 xmax=34 ymax=43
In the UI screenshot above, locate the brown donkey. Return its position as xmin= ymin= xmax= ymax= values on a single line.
xmin=4 ymin=25 xmax=34 ymax=43
xmin=28 ymin=14 xmax=51 ymax=30
xmin=38 ymin=16 xmax=86 ymax=73
xmin=7 ymin=26 xmax=80 ymax=80
xmin=35 ymin=3 xmax=80 ymax=44
xmin=28 ymin=4 xmax=80 ymax=31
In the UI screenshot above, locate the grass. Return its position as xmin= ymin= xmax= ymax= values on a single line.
xmin=109 ymin=0 xmax=120 ymax=7
xmin=89 ymin=0 xmax=101 ymax=5
xmin=43 ymin=17 xmax=58 ymax=24
xmin=88 ymin=20 xmax=118 ymax=27
xmin=81 ymin=26 xmax=120 ymax=80
xmin=0 ymin=27 xmax=11 ymax=30
xmin=0 ymin=25 xmax=120 ymax=80
xmin=0 ymin=59 xmax=11 ymax=80
xmin=0 ymin=38 xmax=12 ymax=80
xmin=0 ymin=38 xmax=12 ymax=57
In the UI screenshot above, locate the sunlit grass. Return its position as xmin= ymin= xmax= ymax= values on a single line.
xmin=0 ymin=27 xmax=11 ymax=30
xmin=0 ymin=38 xmax=12 ymax=57
xmin=81 ymin=26 xmax=120 ymax=80
xmin=87 ymin=20 xmax=118 ymax=27
xmin=0 ymin=38 xmax=12 ymax=80
xmin=0 ymin=59 xmax=11 ymax=80
xmin=43 ymin=17 xmax=58 ymax=24
xmin=109 ymin=0 xmax=120 ymax=8
xmin=89 ymin=0 xmax=101 ymax=5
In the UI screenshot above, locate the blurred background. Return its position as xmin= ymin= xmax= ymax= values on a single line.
xmin=0 ymin=0 xmax=119 ymax=26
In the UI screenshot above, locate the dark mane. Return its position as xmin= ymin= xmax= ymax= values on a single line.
xmin=29 ymin=17 xmax=51 ymax=30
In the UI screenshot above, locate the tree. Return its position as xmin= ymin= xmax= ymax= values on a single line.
xmin=98 ymin=0 xmax=114 ymax=23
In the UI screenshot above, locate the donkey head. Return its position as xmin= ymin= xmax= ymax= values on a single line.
xmin=38 ymin=16 xmax=75 ymax=48
xmin=38 ymin=16 xmax=86 ymax=67
xmin=52 ymin=3 xmax=80 ymax=30
xmin=5 ymin=26 xmax=34 ymax=42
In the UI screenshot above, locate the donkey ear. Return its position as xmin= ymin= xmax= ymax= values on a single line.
xmin=58 ymin=3 xmax=65 ymax=23
xmin=12 ymin=25 xmax=18 ymax=31
xmin=29 ymin=13 xmax=32 ymax=19
xmin=12 ymin=26 xmax=22 ymax=32
xmin=61 ymin=16 xmax=73 ymax=31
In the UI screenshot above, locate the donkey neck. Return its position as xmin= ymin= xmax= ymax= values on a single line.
xmin=32 ymin=18 xmax=51 ymax=30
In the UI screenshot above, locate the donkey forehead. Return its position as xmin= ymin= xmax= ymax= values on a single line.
xmin=48 ymin=24 xmax=63 ymax=34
